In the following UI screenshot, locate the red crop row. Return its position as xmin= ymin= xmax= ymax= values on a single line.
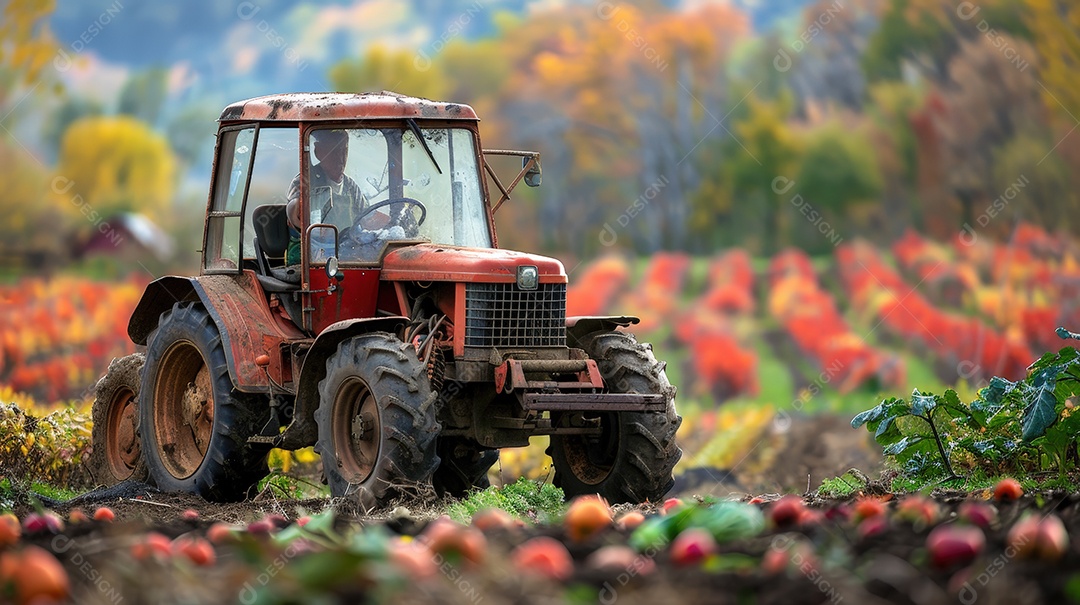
xmin=768 ymin=249 xmax=905 ymax=393
xmin=0 ymin=277 xmax=145 ymax=403
xmin=837 ymin=242 xmax=1032 ymax=381
xmin=676 ymin=250 xmax=758 ymax=400
xmin=899 ymin=226 xmax=1077 ymax=354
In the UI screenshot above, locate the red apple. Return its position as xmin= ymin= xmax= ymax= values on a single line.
xmin=669 ymin=527 xmax=717 ymax=566
xmin=926 ymin=524 xmax=985 ymax=569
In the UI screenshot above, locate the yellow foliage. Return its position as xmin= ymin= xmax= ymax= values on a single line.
xmin=0 ymin=0 xmax=57 ymax=84
xmin=54 ymin=116 xmax=176 ymax=224
xmin=328 ymin=44 xmax=448 ymax=101
xmin=1026 ymin=0 xmax=1080 ymax=122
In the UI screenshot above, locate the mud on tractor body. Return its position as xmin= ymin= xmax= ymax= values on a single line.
xmin=89 ymin=93 xmax=682 ymax=507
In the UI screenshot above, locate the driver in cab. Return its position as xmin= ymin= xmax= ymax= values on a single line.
xmin=285 ymin=129 xmax=365 ymax=265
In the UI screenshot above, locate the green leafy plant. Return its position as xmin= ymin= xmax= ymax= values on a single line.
xmin=445 ymin=477 xmax=565 ymax=524
xmin=853 ymin=340 xmax=1080 ymax=486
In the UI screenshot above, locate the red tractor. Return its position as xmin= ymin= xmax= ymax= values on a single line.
xmin=89 ymin=92 xmax=682 ymax=507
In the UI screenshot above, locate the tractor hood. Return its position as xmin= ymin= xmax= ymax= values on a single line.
xmin=380 ymin=244 xmax=567 ymax=283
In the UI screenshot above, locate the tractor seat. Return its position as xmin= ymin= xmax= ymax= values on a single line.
xmin=252 ymin=203 xmax=300 ymax=284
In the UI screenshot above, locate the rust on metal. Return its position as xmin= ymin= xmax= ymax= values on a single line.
xmin=219 ymin=92 xmax=479 ymax=123
xmin=105 ymin=386 xmax=139 ymax=479
xmin=193 ymin=272 xmax=308 ymax=391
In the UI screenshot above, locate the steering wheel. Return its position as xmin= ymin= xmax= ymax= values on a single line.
xmin=354 ymin=198 xmax=427 ymax=230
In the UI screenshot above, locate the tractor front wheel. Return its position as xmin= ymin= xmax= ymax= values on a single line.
xmin=139 ymin=303 xmax=269 ymax=501
xmin=89 ymin=353 xmax=148 ymax=486
xmin=315 ymin=333 xmax=441 ymax=509
xmin=549 ymin=331 xmax=682 ymax=503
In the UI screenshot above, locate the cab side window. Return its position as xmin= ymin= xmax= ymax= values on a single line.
xmin=205 ymin=127 xmax=255 ymax=271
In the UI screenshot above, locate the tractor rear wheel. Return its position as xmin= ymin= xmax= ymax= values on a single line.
xmin=89 ymin=353 xmax=148 ymax=486
xmin=139 ymin=303 xmax=268 ymax=501
xmin=431 ymin=438 xmax=498 ymax=497
xmin=315 ymin=333 xmax=441 ymax=509
xmin=549 ymin=331 xmax=682 ymax=503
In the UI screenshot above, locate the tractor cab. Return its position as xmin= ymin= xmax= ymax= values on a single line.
xmin=203 ymin=92 xmax=538 ymax=334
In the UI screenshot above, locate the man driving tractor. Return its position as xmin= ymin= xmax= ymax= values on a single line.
xmin=285 ymin=129 xmax=366 ymax=265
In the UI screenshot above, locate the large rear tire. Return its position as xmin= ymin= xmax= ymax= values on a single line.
xmin=315 ymin=333 xmax=441 ymax=509
xmin=549 ymin=331 xmax=682 ymax=503
xmin=139 ymin=303 xmax=268 ymax=501
xmin=89 ymin=353 xmax=148 ymax=486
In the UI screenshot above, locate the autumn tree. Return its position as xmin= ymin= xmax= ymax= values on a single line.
xmin=54 ymin=116 xmax=177 ymax=224
xmin=863 ymin=0 xmax=1029 ymax=83
xmin=1026 ymin=0 xmax=1080 ymax=122
xmin=0 ymin=0 xmax=57 ymax=92
xmin=933 ymin=34 xmax=1044 ymax=230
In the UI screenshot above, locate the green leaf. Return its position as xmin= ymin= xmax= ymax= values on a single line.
xmin=980 ymin=376 xmax=1016 ymax=407
xmin=1029 ymin=350 xmax=1063 ymax=374
xmin=883 ymin=435 xmax=925 ymax=456
xmin=911 ymin=391 xmax=936 ymax=417
xmin=1022 ymin=368 xmax=1062 ymax=441
xmin=852 ymin=403 xmax=886 ymax=429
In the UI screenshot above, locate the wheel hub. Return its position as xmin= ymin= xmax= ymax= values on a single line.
xmin=154 ymin=340 xmax=214 ymax=480
xmin=106 ymin=387 xmax=140 ymax=478
xmin=333 ymin=378 xmax=381 ymax=485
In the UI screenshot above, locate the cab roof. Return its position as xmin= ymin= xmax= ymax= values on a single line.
xmin=219 ymin=92 xmax=479 ymax=123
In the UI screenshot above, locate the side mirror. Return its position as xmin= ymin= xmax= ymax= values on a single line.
xmin=523 ymin=157 xmax=542 ymax=188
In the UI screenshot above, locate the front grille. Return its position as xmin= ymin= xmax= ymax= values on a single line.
xmin=465 ymin=283 xmax=567 ymax=348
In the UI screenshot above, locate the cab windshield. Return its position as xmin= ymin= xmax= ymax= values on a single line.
xmin=306 ymin=126 xmax=491 ymax=264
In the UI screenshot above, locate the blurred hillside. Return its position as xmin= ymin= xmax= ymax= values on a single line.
xmin=0 ymin=0 xmax=1076 ymax=274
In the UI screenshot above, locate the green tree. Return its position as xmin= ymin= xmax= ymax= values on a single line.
xmin=796 ymin=123 xmax=882 ymax=212
xmin=729 ymin=94 xmax=801 ymax=254
xmin=793 ymin=123 xmax=882 ymax=250
xmin=991 ymin=133 xmax=1074 ymax=233
xmin=863 ymin=0 xmax=1030 ymax=83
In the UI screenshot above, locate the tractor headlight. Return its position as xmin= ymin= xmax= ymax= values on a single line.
xmin=517 ymin=265 xmax=539 ymax=291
